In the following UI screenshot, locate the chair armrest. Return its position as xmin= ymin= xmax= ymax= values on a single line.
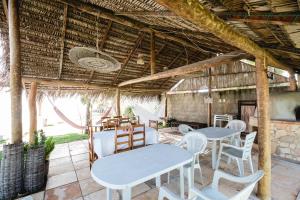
xmin=212 ymin=170 xmax=264 ymax=188
xmin=158 ymin=186 xmax=182 ymax=200
xmin=220 ymin=143 xmax=243 ymax=151
xmin=189 ymin=187 xmax=212 ymax=200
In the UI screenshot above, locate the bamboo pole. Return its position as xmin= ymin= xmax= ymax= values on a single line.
xmin=255 ymin=57 xmax=271 ymax=200
xmin=150 ymin=31 xmax=156 ymax=75
xmin=28 ymin=82 xmax=37 ymax=144
xmin=119 ymin=51 xmax=246 ymax=87
xmin=207 ymin=68 xmax=212 ymax=127
xmin=115 ymin=88 xmax=121 ymax=116
xmin=289 ymin=70 xmax=297 ymax=91
xmin=9 ymin=0 xmax=22 ymax=144
xmin=154 ymin=0 xmax=292 ymax=73
xmin=85 ymin=99 xmax=91 ymax=134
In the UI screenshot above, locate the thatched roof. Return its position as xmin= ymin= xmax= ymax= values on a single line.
xmin=0 ymin=0 xmax=299 ymax=96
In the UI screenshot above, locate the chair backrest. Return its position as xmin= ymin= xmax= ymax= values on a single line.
xmin=131 ymin=124 xmax=146 ymax=148
xmin=178 ymin=132 xmax=207 ymax=155
xmin=178 ymin=124 xmax=194 ymax=135
xmin=149 ymin=120 xmax=158 ymax=130
xmin=242 ymin=131 xmax=257 ymax=159
xmin=211 ymin=170 xmax=263 ymax=200
xmin=114 ymin=125 xmax=132 ymax=153
xmin=213 ymin=114 xmax=233 ymax=127
xmin=103 ymin=118 xmax=119 ymax=130
xmin=225 ymin=120 xmax=246 ymax=132
xmin=119 ymin=117 xmax=130 ymax=126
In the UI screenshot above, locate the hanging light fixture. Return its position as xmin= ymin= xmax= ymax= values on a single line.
xmin=137 ymin=53 xmax=145 ymax=65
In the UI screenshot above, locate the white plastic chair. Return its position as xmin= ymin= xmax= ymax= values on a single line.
xmin=159 ymin=170 xmax=264 ymax=200
xmin=216 ymin=132 xmax=257 ymax=176
xmin=168 ymin=132 xmax=207 ymax=185
xmin=213 ymin=115 xmax=233 ymax=128
xmin=178 ymin=124 xmax=194 ymax=135
xmin=225 ymin=120 xmax=246 ymax=146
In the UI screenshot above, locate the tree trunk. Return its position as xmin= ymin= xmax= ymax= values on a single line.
xmin=84 ymin=100 xmax=91 ymax=134
xmin=9 ymin=0 xmax=22 ymax=144
xmin=28 ymin=82 xmax=37 ymax=144
xmin=115 ymin=88 xmax=120 ymax=116
xmin=255 ymin=57 xmax=271 ymax=200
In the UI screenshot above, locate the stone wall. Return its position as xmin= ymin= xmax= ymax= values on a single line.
xmin=249 ymin=117 xmax=300 ymax=162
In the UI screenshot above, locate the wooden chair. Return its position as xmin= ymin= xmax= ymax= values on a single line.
xmin=119 ymin=117 xmax=130 ymax=126
xmin=149 ymin=120 xmax=158 ymax=130
xmin=103 ymin=118 xmax=119 ymax=130
xmin=114 ymin=126 xmax=132 ymax=153
xmin=130 ymin=115 xmax=140 ymax=125
xmin=131 ymin=124 xmax=146 ymax=149
xmin=87 ymin=126 xmax=98 ymax=168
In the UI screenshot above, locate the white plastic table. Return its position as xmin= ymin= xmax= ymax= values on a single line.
xmin=196 ymin=127 xmax=241 ymax=169
xmin=91 ymin=144 xmax=193 ymax=200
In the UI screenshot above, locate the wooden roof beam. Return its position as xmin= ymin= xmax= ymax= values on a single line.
xmin=100 ymin=20 xmax=112 ymax=50
xmin=112 ymin=33 xmax=145 ymax=84
xmin=118 ymin=51 xmax=247 ymax=87
xmin=154 ymin=0 xmax=293 ymax=73
xmin=22 ymin=77 xmax=164 ymax=93
xmin=217 ymin=11 xmax=300 ymax=26
xmin=57 ymin=0 xmax=210 ymax=55
xmin=58 ymin=4 xmax=68 ymax=79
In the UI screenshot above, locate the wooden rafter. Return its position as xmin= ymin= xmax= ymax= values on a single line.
xmin=112 ymin=33 xmax=145 ymax=84
xmin=140 ymin=43 xmax=166 ymax=76
xmin=154 ymin=0 xmax=293 ymax=73
xmin=119 ymin=51 xmax=247 ymax=87
xmin=22 ymin=77 xmax=165 ymax=92
xmin=57 ymin=0 xmax=210 ymax=55
xmin=116 ymin=10 xmax=175 ymax=17
xmin=58 ymin=4 xmax=68 ymax=79
xmin=100 ymin=20 xmax=112 ymax=50
xmin=218 ymin=11 xmax=300 ymax=26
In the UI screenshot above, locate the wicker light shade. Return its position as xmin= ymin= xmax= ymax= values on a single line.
xmin=69 ymin=47 xmax=121 ymax=73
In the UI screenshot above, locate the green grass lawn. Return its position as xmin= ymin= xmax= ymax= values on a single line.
xmin=51 ymin=133 xmax=88 ymax=144
xmin=0 ymin=140 xmax=6 ymax=144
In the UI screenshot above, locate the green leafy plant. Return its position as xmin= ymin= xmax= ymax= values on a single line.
xmin=45 ymin=137 xmax=55 ymax=160
xmin=124 ymin=106 xmax=135 ymax=119
xmin=24 ymin=130 xmax=55 ymax=160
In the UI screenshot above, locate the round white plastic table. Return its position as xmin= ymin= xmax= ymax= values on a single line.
xmin=196 ymin=127 xmax=241 ymax=169
xmin=91 ymin=144 xmax=193 ymax=200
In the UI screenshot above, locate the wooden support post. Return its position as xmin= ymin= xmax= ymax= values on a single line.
xmin=207 ymin=68 xmax=212 ymax=127
xmin=289 ymin=70 xmax=297 ymax=91
xmin=164 ymin=93 xmax=168 ymax=118
xmin=150 ymin=31 xmax=156 ymax=75
xmin=115 ymin=88 xmax=120 ymax=116
xmin=9 ymin=0 xmax=22 ymax=144
xmin=28 ymin=82 xmax=37 ymax=144
xmin=85 ymin=99 xmax=91 ymax=134
xmin=255 ymin=57 xmax=271 ymax=200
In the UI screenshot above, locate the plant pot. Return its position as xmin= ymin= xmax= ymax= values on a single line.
xmin=44 ymin=160 xmax=49 ymax=183
xmin=24 ymin=146 xmax=45 ymax=194
xmin=0 ymin=143 xmax=24 ymax=200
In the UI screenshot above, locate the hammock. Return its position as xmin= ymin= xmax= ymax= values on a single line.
xmin=46 ymin=95 xmax=112 ymax=130
xmin=132 ymin=104 xmax=165 ymax=124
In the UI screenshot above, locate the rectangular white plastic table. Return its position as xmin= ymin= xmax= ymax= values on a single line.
xmin=91 ymin=144 xmax=193 ymax=200
xmin=93 ymin=127 xmax=159 ymax=157
xmin=196 ymin=127 xmax=241 ymax=169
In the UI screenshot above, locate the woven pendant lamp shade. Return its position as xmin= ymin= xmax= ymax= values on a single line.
xmin=69 ymin=47 xmax=121 ymax=73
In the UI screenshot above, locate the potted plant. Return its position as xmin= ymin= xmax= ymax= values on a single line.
xmin=24 ymin=130 xmax=55 ymax=193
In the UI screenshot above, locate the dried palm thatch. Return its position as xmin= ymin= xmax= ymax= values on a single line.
xmin=0 ymin=0 xmax=299 ymax=97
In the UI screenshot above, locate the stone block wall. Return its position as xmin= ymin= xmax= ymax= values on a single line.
xmin=249 ymin=117 xmax=300 ymax=162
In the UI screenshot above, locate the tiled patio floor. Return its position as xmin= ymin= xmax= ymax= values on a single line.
xmin=22 ymin=128 xmax=300 ymax=200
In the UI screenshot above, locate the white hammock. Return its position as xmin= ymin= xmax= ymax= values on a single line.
xmin=132 ymin=104 xmax=165 ymax=125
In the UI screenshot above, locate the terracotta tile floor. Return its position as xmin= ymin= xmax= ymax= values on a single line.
xmin=21 ymin=128 xmax=300 ymax=200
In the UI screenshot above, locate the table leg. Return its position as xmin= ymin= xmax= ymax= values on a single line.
xmin=155 ymin=175 xmax=161 ymax=188
xmin=187 ymin=166 xmax=193 ymax=199
xmin=106 ymin=188 xmax=112 ymax=200
xmin=212 ymin=140 xmax=217 ymax=169
xmin=180 ymin=166 xmax=184 ymax=199
xmin=122 ymin=187 xmax=131 ymax=200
